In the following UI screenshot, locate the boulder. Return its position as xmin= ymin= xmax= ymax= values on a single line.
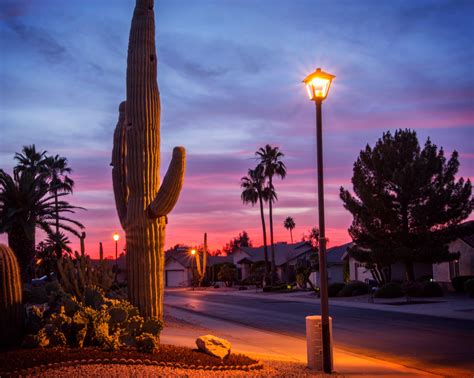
xmin=196 ymin=334 xmax=231 ymax=359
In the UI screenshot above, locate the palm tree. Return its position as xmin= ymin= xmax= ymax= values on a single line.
xmin=43 ymin=155 xmax=74 ymax=235
xmin=256 ymin=145 xmax=287 ymax=284
xmin=13 ymin=144 xmax=48 ymax=180
xmin=284 ymin=216 xmax=296 ymax=243
xmin=0 ymin=168 xmax=83 ymax=281
xmin=241 ymin=166 xmax=270 ymax=282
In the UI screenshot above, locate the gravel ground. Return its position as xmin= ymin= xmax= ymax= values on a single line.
xmin=32 ymin=361 xmax=338 ymax=377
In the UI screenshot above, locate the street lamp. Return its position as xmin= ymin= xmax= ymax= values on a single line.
xmin=190 ymin=249 xmax=196 ymax=291
xmin=303 ymin=67 xmax=335 ymax=374
xmin=113 ymin=232 xmax=120 ymax=282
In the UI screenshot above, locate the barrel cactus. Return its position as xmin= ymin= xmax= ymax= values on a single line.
xmin=0 ymin=244 xmax=23 ymax=345
xmin=111 ymin=0 xmax=186 ymax=320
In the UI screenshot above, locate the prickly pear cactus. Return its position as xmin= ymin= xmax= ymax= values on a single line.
xmin=0 ymin=244 xmax=23 ymax=345
xmin=111 ymin=0 xmax=186 ymax=320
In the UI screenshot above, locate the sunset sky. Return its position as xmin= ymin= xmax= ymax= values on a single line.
xmin=1 ymin=0 xmax=473 ymax=258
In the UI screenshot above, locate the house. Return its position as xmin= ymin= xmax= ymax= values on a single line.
xmin=343 ymin=249 xmax=433 ymax=283
xmin=164 ymin=247 xmax=233 ymax=287
xmin=164 ymin=246 xmax=194 ymax=287
xmin=433 ymin=234 xmax=474 ymax=288
xmin=232 ymin=242 xmax=314 ymax=282
xmin=311 ymin=242 xmax=351 ymax=285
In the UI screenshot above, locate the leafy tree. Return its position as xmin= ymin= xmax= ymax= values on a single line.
xmin=284 ymin=216 xmax=296 ymax=243
xmin=340 ymin=129 xmax=473 ymax=282
xmin=223 ymin=231 xmax=252 ymax=255
xmin=241 ymin=166 xmax=270 ymax=280
xmin=217 ymin=264 xmax=237 ymax=287
xmin=256 ymin=144 xmax=287 ymax=284
xmin=0 ymin=146 xmax=84 ymax=281
xmin=302 ymin=227 xmax=321 ymax=253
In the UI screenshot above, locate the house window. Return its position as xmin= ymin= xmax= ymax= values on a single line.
xmin=449 ymin=260 xmax=460 ymax=279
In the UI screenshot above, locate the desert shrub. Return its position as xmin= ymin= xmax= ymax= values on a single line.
xmin=217 ymin=264 xmax=237 ymax=287
xmin=339 ymin=281 xmax=368 ymax=297
xmin=402 ymin=281 xmax=424 ymax=297
xmin=452 ymin=275 xmax=474 ymax=293
xmin=328 ymin=283 xmax=346 ymax=297
xmin=136 ymin=333 xmax=159 ymax=353
xmin=374 ymin=282 xmax=404 ymax=298
xmin=23 ymin=285 xmax=49 ymax=304
xmin=21 ymin=289 xmax=161 ymax=353
xmin=464 ymin=279 xmax=474 ymax=298
xmin=238 ymin=286 xmax=248 ymax=290
xmin=420 ymin=281 xmax=444 ymax=297
xmin=403 ymin=281 xmax=443 ymax=297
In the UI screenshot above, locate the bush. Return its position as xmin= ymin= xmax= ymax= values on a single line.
xmin=339 ymin=281 xmax=368 ymax=297
xmin=328 ymin=283 xmax=346 ymax=297
xmin=452 ymin=275 xmax=474 ymax=292
xmin=374 ymin=282 xmax=404 ymax=298
xmin=22 ymin=287 xmax=162 ymax=353
xmin=465 ymin=279 xmax=474 ymax=298
xmin=403 ymin=281 xmax=444 ymax=297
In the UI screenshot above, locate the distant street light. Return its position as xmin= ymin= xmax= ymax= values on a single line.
xmin=303 ymin=67 xmax=335 ymax=374
xmin=113 ymin=232 xmax=120 ymax=282
xmin=191 ymin=249 xmax=196 ymax=291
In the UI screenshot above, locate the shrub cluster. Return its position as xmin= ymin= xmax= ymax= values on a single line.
xmin=451 ymin=275 xmax=474 ymax=293
xmin=328 ymin=283 xmax=346 ymax=297
xmin=464 ymin=279 xmax=474 ymax=298
xmin=22 ymin=286 xmax=162 ymax=353
xmin=374 ymin=282 xmax=404 ymax=298
xmin=338 ymin=281 xmax=368 ymax=297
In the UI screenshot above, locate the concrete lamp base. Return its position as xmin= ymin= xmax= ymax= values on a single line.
xmin=306 ymin=315 xmax=333 ymax=371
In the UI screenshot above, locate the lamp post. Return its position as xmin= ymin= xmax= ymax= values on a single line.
xmin=113 ymin=232 xmax=120 ymax=282
xmin=191 ymin=249 xmax=196 ymax=291
xmin=303 ymin=67 xmax=335 ymax=374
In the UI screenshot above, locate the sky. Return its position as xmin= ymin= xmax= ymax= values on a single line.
xmin=0 ymin=0 xmax=473 ymax=258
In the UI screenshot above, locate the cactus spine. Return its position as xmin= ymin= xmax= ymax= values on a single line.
xmin=0 ymin=244 xmax=23 ymax=345
xmin=111 ymin=0 xmax=186 ymax=320
xmin=195 ymin=233 xmax=208 ymax=287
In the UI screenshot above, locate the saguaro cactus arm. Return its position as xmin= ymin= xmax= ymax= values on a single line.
xmin=111 ymin=101 xmax=128 ymax=228
xmin=147 ymin=146 xmax=186 ymax=218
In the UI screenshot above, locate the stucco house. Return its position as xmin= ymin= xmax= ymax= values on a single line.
xmin=310 ymin=242 xmax=351 ymax=285
xmin=433 ymin=234 xmax=474 ymax=287
xmin=232 ymin=242 xmax=314 ymax=282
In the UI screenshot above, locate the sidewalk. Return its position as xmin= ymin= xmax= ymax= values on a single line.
xmin=167 ymin=288 xmax=474 ymax=321
xmin=162 ymin=305 xmax=441 ymax=377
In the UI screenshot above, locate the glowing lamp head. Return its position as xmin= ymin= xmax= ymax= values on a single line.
xmin=303 ymin=68 xmax=335 ymax=101
xmin=191 ymin=249 xmax=196 ymax=255
xmin=113 ymin=233 xmax=120 ymax=242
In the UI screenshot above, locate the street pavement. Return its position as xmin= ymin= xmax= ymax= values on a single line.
xmin=165 ymin=289 xmax=474 ymax=377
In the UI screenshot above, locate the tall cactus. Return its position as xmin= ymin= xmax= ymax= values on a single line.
xmin=111 ymin=0 xmax=185 ymax=320
xmin=0 ymin=244 xmax=23 ymax=346
xmin=196 ymin=233 xmax=208 ymax=287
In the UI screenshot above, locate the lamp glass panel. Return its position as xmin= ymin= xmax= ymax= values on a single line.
xmin=310 ymin=77 xmax=331 ymax=99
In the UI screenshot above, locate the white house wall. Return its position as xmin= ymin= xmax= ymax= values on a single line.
xmin=433 ymin=239 xmax=474 ymax=283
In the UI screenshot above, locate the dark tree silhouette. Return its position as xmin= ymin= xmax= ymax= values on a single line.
xmin=223 ymin=231 xmax=253 ymax=255
xmin=241 ymin=166 xmax=270 ymax=280
xmin=340 ymin=129 xmax=473 ymax=282
xmin=284 ymin=216 xmax=296 ymax=243
xmin=256 ymin=144 xmax=286 ymax=284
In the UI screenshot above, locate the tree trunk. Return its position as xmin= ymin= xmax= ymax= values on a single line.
xmin=405 ymin=261 xmax=415 ymax=282
xmin=290 ymin=229 xmax=293 ymax=244
xmin=268 ymin=177 xmax=276 ymax=285
xmin=258 ymin=193 xmax=270 ymax=284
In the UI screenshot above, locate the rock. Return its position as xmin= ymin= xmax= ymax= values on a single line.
xmin=196 ymin=334 xmax=231 ymax=359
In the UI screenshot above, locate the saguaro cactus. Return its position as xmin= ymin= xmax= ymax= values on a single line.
xmin=0 ymin=244 xmax=23 ymax=345
xmin=111 ymin=0 xmax=186 ymax=320
xmin=196 ymin=233 xmax=208 ymax=287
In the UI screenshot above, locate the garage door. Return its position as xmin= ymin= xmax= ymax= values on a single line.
xmin=166 ymin=270 xmax=186 ymax=287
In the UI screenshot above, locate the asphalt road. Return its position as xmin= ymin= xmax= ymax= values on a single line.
xmin=165 ymin=290 xmax=474 ymax=377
